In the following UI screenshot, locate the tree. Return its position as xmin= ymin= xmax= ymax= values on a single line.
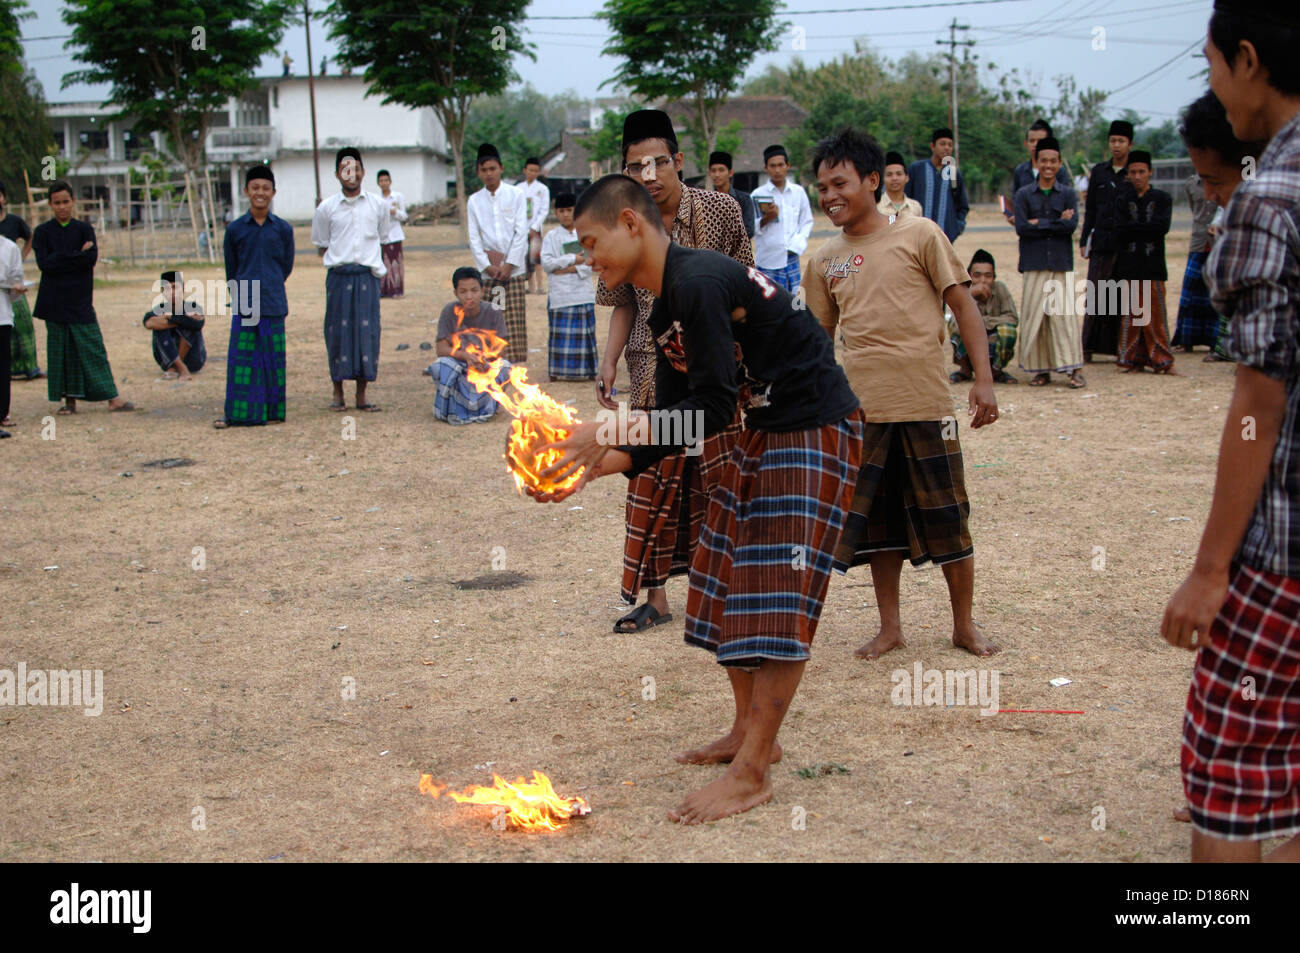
xmin=0 ymin=0 xmax=56 ymax=197
xmin=577 ymin=105 xmax=631 ymax=176
xmin=326 ymin=0 xmax=535 ymax=241
xmin=600 ymin=0 xmax=784 ymax=160
xmin=462 ymin=84 xmax=584 ymax=191
xmin=61 ymin=0 xmax=295 ymax=253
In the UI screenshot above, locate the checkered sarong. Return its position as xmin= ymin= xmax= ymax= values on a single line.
xmin=1173 ymin=250 xmax=1218 ymax=348
xmin=547 ymin=302 xmax=597 ymax=381
xmin=432 ymin=356 xmax=510 ymax=425
xmin=759 ymin=252 xmax=802 ymax=293
xmin=45 ymin=321 xmax=118 ymax=402
xmin=951 ymin=323 xmax=1017 ymax=372
xmin=684 ymin=411 xmax=864 ymax=666
xmin=9 ymin=294 xmax=39 ymax=377
xmin=224 ymin=315 xmax=286 ymax=425
xmin=622 ymin=417 xmax=741 ymax=600
xmin=324 ymin=265 xmax=381 ymax=382
xmin=1182 ymin=561 xmax=1300 ymax=841
xmin=833 ymin=420 xmax=972 ymax=569
xmin=486 ymin=274 xmax=527 ymax=364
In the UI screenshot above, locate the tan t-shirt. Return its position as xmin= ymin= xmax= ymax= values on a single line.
xmin=802 ymin=215 xmax=968 ymax=423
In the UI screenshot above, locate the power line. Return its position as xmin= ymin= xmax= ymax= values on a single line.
xmin=1107 ymin=38 xmax=1202 ymax=97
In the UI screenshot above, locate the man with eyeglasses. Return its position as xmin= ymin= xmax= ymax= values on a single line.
xmin=594 ymin=108 xmax=753 ymax=637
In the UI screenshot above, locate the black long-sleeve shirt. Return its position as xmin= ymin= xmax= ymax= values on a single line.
xmin=32 ymin=218 xmax=98 ymax=325
xmin=1114 ymin=187 xmax=1172 ymax=282
xmin=1080 ymin=161 xmax=1128 ymax=255
xmin=624 ymin=243 xmax=860 ymax=477
xmin=1014 ymin=179 xmax=1078 ymax=272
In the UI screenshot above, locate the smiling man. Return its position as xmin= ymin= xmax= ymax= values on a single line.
xmin=1162 ymin=0 xmax=1300 ymax=864
xmin=526 ymin=172 xmax=864 ymax=825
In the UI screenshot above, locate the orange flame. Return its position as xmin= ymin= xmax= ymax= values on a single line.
xmin=419 ymin=771 xmax=590 ymax=832
xmin=449 ymin=305 xmax=584 ymax=494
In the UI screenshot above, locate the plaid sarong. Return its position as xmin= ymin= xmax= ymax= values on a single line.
xmin=380 ymin=242 xmax=404 ymax=298
xmin=1172 ymin=250 xmax=1218 ymax=348
xmin=1117 ymin=280 xmax=1174 ymax=371
xmin=485 ymin=273 xmax=527 ymax=364
xmin=224 ymin=315 xmax=286 ymax=425
xmin=547 ymin=302 xmax=597 ymax=381
xmin=431 ymin=356 xmax=510 ymax=425
xmin=684 ymin=411 xmax=864 ymax=666
xmin=1213 ymin=311 xmax=1235 ymax=362
xmin=833 ymin=420 xmax=972 ymax=570
xmin=9 ymin=294 xmax=39 ymax=378
xmin=324 ymin=264 xmax=381 ymax=382
xmin=1182 ymin=561 xmax=1300 ymax=841
xmin=951 ymin=323 xmax=1017 ymax=372
xmin=622 ymin=417 xmax=741 ymax=600
xmin=45 ymin=321 xmax=118 ymax=402
xmin=759 ymin=252 xmax=802 ymax=293
xmin=1081 ymin=251 xmax=1121 ymax=355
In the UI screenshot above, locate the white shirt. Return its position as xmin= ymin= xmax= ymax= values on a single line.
xmin=311 ymin=190 xmax=391 ymax=277
xmin=0 ymin=236 xmax=24 ymax=327
xmin=517 ymin=179 xmax=551 ymax=233
xmin=750 ymin=179 xmax=814 ymax=269
xmin=540 ymin=225 xmax=594 ymax=309
xmin=379 ymin=189 xmax=408 ymax=244
xmin=467 ymin=182 xmax=529 ymax=273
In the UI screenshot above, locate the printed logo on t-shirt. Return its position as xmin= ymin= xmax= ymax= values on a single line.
xmin=656 ymin=320 xmax=689 ymax=374
xmin=822 ymin=254 xmax=861 ymax=281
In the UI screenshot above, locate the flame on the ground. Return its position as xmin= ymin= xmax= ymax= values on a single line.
xmin=419 ymin=770 xmax=590 ymax=831
xmin=450 ymin=306 xmax=584 ymax=494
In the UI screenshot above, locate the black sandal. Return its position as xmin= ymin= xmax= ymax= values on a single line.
xmin=614 ymin=603 xmax=674 ymax=633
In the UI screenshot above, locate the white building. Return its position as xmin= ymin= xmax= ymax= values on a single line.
xmin=46 ymin=75 xmax=456 ymax=224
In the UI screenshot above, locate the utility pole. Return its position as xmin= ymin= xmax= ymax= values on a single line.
xmin=304 ymin=0 xmax=322 ymax=208
xmin=936 ymin=19 xmax=974 ymax=166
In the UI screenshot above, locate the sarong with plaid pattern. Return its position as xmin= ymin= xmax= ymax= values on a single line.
xmin=486 ymin=273 xmax=527 ymax=364
xmin=759 ymin=252 xmax=802 ymax=294
xmin=45 ymin=321 xmax=118 ymax=402
xmin=547 ymin=302 xmax=597 ymax=381
xmin=622 ymin=417 xmax=741 ymax=601
xmin=9 ymin=294 xmax=40 ymax=377
xmin=684 ymin=411 xmax=864 ymax=666
xmin=1173 ymin=250 xmax=1218 ymax=348
xmin=833 ymin=420 xmax=972 ymax=569
xmin=951 ymin=323 xmax=1017 ymax=372
xmin=1182 ymin=561 xmax=1300 ymax=841
xmin=224 ymin=315 xmax=286 ymax=425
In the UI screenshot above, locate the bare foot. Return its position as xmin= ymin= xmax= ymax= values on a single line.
xmin=668 ymin=766 xmax=773 ymax=825
xmin=1173 ymin=805 xmax=1191 ymax=823
xmin=953 ymin=620 xmax=1001 ymax=657
xmin=675 ymin=731 xmax=782 ymax=765
xmin=855 ymin=627 xmax=905 ymax=660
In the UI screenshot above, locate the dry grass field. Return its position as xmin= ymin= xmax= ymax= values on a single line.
xmin=0 ymin=206 xmax=1265 ymax=862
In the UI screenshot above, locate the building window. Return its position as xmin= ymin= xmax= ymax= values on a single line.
xmin=54 ymin=131 xmax=65 ymax=152
xmin=79 ymin=130 xmax=109 ymax=151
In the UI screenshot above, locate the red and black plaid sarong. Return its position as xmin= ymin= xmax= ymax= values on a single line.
xmin=621 ymin=417 xmax=741 ymax=601
xmin=1182 ymin=561 xmax=1300 ymax=841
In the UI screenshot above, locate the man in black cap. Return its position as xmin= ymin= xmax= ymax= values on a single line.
xmin=1163 ymin=0 xmax=1300 ymax=864
xmin=1003 ymin=119 xmax=1057 ymax=226
xmin=1114 ymin=149 xmax=1175 ymax=373
xmin=950 ymin=249 xmax=1018 ymax=384
xmin=467 ymin=142 xmax=529 ymax=364
xmin=311 ymin=147 xmax=391 ymax=411
xmin=752 ymin=143 xmax=814 ymax=291
xmin=594 ymin=107 xmax=753 ymax=635
xmin=143 ymin=270 xmax=206 ymax=380
xmin=1079 ymin=119 xmax=1135 ymax=360
xmin=706 ymin=151 xmax=755 ymax=238
xmin=905 ymin=127 xmax=969 ymax=243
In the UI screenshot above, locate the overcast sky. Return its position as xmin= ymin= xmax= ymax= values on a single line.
xmin=21 ymin=0 xmax=1213 ymax=126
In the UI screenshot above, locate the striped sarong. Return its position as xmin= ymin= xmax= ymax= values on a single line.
xmin=547 ymin=302 xmax=597 ymax=381
xmin=1182 ymin=561 xmax=1300 ymax=841
xmin=324 ymin=264 xmax=381 ymax=381
xmin=485 ymin=274 xmax=527 ymax=364
xmin=431 ymin=356 xmax=510 ymax=425
xmin=9 ymin=294 xmax=40 ymax=378
xmin=759 ymin=252 xmax=802 ymax=293
xmin=684 ymin=410 xmax=864 ymax=666
xmin=1172 ymin=250 xmax=1218 ymax=348
xmin=622 ymin=417 xmax=741 ymax=601
xmin=1018 ymin=270 xmax=1083 ymax=374
xmin=951 ymin=323 xmax=1017 ymax=372
xmin=45 ymin=321 xmax=118 ymax=402
xmin=224 ymin=315 xmax=286 ymax=425
xmin=833 ymin=420 xmax=972 ymax=570
xmin=1213 ymin=311 xmax=1235 ymax=362
xmin=380 ymin=242 xmax=404 ymax=298
xmin=1117 ymin=280 xmax=1174 ymax=371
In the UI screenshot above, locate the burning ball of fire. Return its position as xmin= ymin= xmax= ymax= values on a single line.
xmin=449 ymin=310 xmax=585 ymax=495
xmin=419 ymin=771 xmax=591 ymax=832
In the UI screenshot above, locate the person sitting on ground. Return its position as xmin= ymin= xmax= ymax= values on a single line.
xmin=428 ymin=267 xmax=512 ymax=425
xmin=950 ymin=249 xmax=1019 ymax=384
xmin=142 ymin=270 xmax=206 ymax=380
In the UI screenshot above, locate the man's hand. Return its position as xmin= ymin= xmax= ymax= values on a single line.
xmin=81 ymin=241 xmax=94 ymax=251
xmin=759 ymin=202 xmax=779 ymax=226
xmin=483 ymin=264 xmax=500 ymax=280
xmin=595 ymin=362 xmax=618 ymax=410
xmin=967 ymin=379 xmax=998 ymax=428
xmin=970 ymin=284 xmax=992 ymax=303
xmin=498 ymin=263 xmax=515 ymax=280
xmin=1061 ymin=208 xmax=1075 ymax=220
xmin=1027 ymin=218 xmax=1039 ymax=226
xmin=1080 ymin=244 xmax=1090 ymax=260
xmin=1162 ymin=567 xmax=1230 ymax=650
